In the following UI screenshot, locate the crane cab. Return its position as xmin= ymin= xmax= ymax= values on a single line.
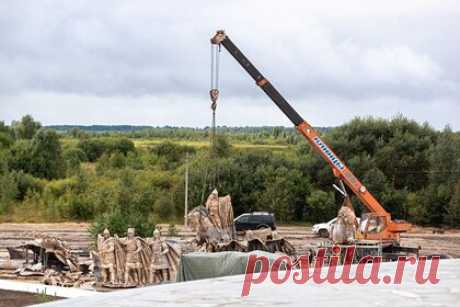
xmin=356 ymin=213 xmax=411 ymax=242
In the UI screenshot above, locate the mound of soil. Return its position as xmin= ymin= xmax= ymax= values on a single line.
xmin=0 ymin=289 xmax=62 ymax=307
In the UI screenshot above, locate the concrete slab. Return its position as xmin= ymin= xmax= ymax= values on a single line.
xmin=37 ymin=259 xmax=460 ymax=306
xmin=0 ymin=279 xmax=98 ymax=298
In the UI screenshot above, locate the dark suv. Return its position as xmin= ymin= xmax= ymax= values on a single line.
xmin=234 ymin=212 xmax=277 ymax=231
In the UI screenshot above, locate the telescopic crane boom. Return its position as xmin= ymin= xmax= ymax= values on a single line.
xmin=211 ymin=30 xmax=411 ymax=241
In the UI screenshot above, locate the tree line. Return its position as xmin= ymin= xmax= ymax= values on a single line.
xmin=0 ymin=115 xmax=459 ymax=236
xmin=49 ymin=125 xmax=329 ymax=145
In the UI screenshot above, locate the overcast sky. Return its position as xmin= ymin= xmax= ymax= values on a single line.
xmin=0 ymin=1 xmax=459 ymax=129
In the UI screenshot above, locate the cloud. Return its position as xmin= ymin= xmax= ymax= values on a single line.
xmin=0 ymin=0 xmax=459 ymax=128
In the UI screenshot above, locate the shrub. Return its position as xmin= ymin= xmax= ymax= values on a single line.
xmin=306 ymin=190 xmax=336 ymax=222
xmin=90 ymin=211 xmax=154 ymax=238
xmin=154 ymin=195 xmax=175 ymax=219
xmin=111 ymin=138 xmax=135 ymax=155
xmin=78 ymin=138 xmax=136 ymax=163
xmin=210 ymin=135 xmax=232 ymax=157
xmin=447 ymin=180 xmax=460 ymax=226
xmin=67 ymin=194 xmax=94 ymax=220
xmin=0 ymin=171 xmax=17 ymax=213
xmin=63 ymin=147 xmax=87 ymax=171
xmin=78 ymin=139 xmax=107 ymax=162
xmin=0 ymin=132 xmax=14 ymax=148
xmin=151 ymin=141 xmax=195 ymax=169
xmin=29 ymin=129 xmax=65 ymax=179
xmin=13 ymin=171 xmax=44 ymax=201
xmin=109 ymin=152 xmax=126 ymax=169
xmin=44 ymin=177 xmax=78 ymax=198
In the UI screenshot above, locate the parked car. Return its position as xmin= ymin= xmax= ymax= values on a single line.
xmin=234 ymin=212 xmax=277 ymax=232
xmin=312 ymin=217 xmax=361 ymax=238
xmin=312 ymin=218 xmax=337 ymax=238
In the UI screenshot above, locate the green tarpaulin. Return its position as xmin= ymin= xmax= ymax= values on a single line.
xmin=176 ymin=251 xmax=284 ymax=282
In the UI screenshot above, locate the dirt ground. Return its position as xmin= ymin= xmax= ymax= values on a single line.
xmin=280 ymin=225 xmax=460 ymax=258
xmin=0 ymin=289 xmax=62 ymax=307
xmin=1 ymin=223 xmax=459 ymax=262
xmin=0 ymin=222 xmax=457 ymax=306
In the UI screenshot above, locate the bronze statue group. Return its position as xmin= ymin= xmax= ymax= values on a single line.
xmin=96 ymin=227 xmax=180 ymax=287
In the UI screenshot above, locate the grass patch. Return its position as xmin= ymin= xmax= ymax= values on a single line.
xmin=133 ymin=138 xmax=290 ymax=150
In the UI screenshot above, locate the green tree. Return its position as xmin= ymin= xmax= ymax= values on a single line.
xmin=375 ymin=130 xmax=431 ymax=191
xmin=67 ymin=194 xmax=94 ymax=220
xmin=154 ymin=195 xmax=175 ymax=219
xmin=0 ymin=155 xmax=17 ymax=213
xmin=361 ymin=167 xmax=403 ymax=217
xmin=13 ymin=171 xmax=43 ymax=200
xmin=151 ymin=141 xmax=194 ymax=169
xmin=425 ymin=127 xmax=460 ymax=225
xmin=12 ymin=115 xmax=42 ymax=139
xmin=447 ymin=180 xmax=460 ymax=226
xmin=255 ymin=166 xmax=301 ymax=222
xmin=8 ymin=140 xmax=33 ymax=174
xmin=78 ymin=139 xmax=107 ymax=162
xmin=30 ymin=129 xmax=65 ymax=179
xmin=0 ymin=122 xmax=14 ymax=149
xmin=210 ymin=135 xmax=232 ymax=158
xmin=306 ymin=190 xmax=336 ymax=222
xmin=406 ymin=192 xmax=426 ymax=224
xmin=111 ymin=138 xmax=135 ymax=155
xmin=63 ymin=147 xmax=87 ymax=174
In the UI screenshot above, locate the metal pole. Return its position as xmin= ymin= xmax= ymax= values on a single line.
xmin=184 ymin=152 xmax=189 ymax=227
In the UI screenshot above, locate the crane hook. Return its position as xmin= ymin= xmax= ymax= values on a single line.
xmin=210 ymin=89 xmax=219 ymax=110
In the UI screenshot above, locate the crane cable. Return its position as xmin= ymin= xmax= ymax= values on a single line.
xmin=210 ymin=43 xmax=220 ymax=110
xmin=206 ymin=42 xmax=222 ymax=191
xmin=210 ymin=43 xmax=221 ymax=146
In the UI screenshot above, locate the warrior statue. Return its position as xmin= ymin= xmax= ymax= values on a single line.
xmin=148 ymin=229 xmax=170 ymax=283
xmin=206 ymin=189 xmax=221 ymax=229
xmin=332 ymin=196 xmax=358 ymax=244
xmin=93 ymin=227 xmax=178 ymax=288
xmin=188 ymin=206 xmax=217 ymax=246
xmin=118 ymin=228 xmax=143 ymax=286
xmin=204 ymin=189 xmax=234 ymax=241
xmin=97 ymin=228 xmax=116 ymax=285
xmin=218 ymin=194 xmax=234 ymax=240
xmin=187 ymin=189 xmax=236 ymax=250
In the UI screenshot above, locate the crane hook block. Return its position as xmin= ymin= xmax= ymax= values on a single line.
xmin=210 ymin=89 xmax=219 ymax=110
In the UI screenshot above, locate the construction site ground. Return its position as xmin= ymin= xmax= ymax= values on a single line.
xmin=0 ymin=223 xmax=459 ymax=269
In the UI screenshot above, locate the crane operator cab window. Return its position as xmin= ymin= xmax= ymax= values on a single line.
xmin=360 ymin=214 xmax=386 ymax=234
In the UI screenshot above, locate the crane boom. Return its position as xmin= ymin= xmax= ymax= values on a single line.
xmin=211 ymin=30 xmax=410 ymax=240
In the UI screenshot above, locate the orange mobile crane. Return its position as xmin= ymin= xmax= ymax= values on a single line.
xmin=210 ymin=30 xmax=418 ymax=258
